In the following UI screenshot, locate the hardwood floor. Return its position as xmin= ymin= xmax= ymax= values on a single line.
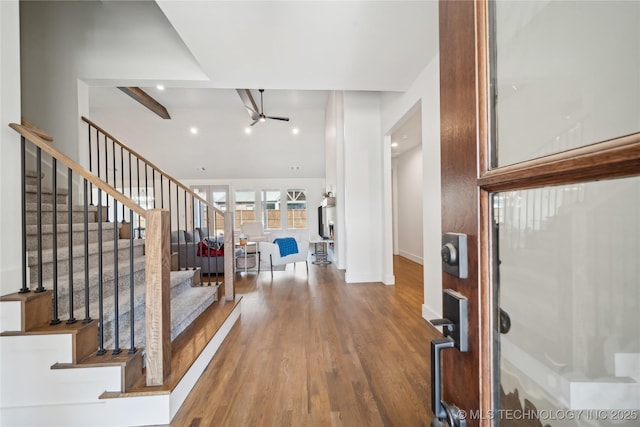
xmin=171 ymin=256 xmax=440 ymax=427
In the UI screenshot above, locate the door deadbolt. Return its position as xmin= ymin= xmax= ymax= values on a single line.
xmin=441 ymin=233 xmax=468 ymax=279
xmin=441 ymin=243 xmax=458 ymax=265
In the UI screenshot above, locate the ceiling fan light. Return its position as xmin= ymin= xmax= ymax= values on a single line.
xmin=259 ymin=116 xmax=266 ymax=122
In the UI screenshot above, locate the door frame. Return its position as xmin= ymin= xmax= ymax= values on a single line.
xmin=439 ymin=1 xmax=640 ymax=426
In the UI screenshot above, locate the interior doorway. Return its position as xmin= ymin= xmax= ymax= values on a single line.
xmin=391 ymin=107 xmax=423 ymax=265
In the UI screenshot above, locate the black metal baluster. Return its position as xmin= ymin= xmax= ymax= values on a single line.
xmin=128 ymin=152 xmax=132 ymax=209
xmin=170 ymin=182 xmax=177 ymax=269
xmin=136 ymin=158 xmax=141 ymax=237
xmin=176 ymin=184 xmax=181 ymax=270
xmin=112 ymin=139 xmax=117 ymax=195
xmin=97 ymin=189 xmax=105 ymax=355
xmin=67 ymin=169 xmax=76 ymax=323
xmin=103 ymin=134 xmax=109 ymax=186
xmin=104 ymin=135 xmax=110 ymax=221
xmin=152 ymin=170 xmax=156 ymax=209
xmin=136 ymin=158 xmax=141 ymax=202
xmin=144 ymin=164 xmax=148 ymax=206
xmin=50 ymin=159 xmax=60 ymax=324
xmin=120 ymin=146 xmax=125 ymax=220
xmin=96 ymin=130 xmax=101 ymax=184
xmin=88 ymin=125 xmax=94 ymax=206
xmin=19 ymin=137 xmax=29 ymax=294
xmin=185 ymin=190 xmax=192 ymax=271
xmin=192 ymin=195 xmax=198 ymax=275
xmin=204 ymin=201 xmax=211 ymax=284
xmin=128 ymin=209 xmax=136 ymax=354
xmin=83 ymin=180 xmax=91 ymax=323
xmin=112 ymin=197 xmax=121 ymax=355
xmin=35 ymin=148 xmax=44 ymax=293
xmin=160 ymin=175 xmax=164 ymax=208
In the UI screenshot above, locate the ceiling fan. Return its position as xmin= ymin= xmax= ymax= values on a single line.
xmin=236 ymin=88 xmax=290 ymax=126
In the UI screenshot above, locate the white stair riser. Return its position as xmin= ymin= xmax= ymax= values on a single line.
xmin=0 ymin=334 xmax=122 ymax=406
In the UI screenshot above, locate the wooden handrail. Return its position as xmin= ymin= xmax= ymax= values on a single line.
xmin=21 ymin=117 xmax=54 ymax=143
xmin=9 ymin=123 xmax=146 ymax=217
xmin=81 ymin=116 xmax=222 ymax=216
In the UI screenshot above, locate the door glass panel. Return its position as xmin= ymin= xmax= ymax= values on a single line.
xmin=492 ymin=1 xmax=640 ymax=167
xmin=494 ymin=177 xmax=640 ymax=425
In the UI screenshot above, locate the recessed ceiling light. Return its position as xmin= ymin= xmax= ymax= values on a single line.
xmin=156 ymin=84 xmax=165 ymax=91
xmin=190 ymin=127 xmax=198 ymax=135
xmin=244 ymin=127 xmax=252 ymax=135
xmin=391 ymin=142 xmax=399 ymax=148
xmin=292 ymin=127 xmax=299 ymax=135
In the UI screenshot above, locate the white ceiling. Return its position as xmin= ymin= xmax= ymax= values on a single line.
xmin=155 ymin=0 xmax=439 ymax=91
xmin=88 ymin=1 xmax=437 ymax=179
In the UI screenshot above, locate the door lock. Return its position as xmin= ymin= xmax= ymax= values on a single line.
xmin=430 ymin=289 xmax=468 ymax=352
xmin=441 ymin=233 xmax=468 ymax=279
xmin=441 ymin=243 xmax=458 ymax=265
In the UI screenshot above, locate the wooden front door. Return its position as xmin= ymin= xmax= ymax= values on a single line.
xmin=438 ymin=1 xmax=640 ymax=426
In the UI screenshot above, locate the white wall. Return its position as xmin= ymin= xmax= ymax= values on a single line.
xmin=381 ymin=53 xmax=442 ymax=319
xmin=20 ymin=0 xmax=206 ymax=162
xmin=395 ymin=145 xmax=424 ymax=264
xmin=342 ymin=92 xmax=384 ymax=283
xmin=0 ymin=0 xmax=23 ymax=297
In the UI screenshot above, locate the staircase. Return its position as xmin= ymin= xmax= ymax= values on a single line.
xmin=0 ymin=120 xmax=240 ymax=426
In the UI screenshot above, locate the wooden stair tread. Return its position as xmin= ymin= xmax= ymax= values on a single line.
xmin=25 ymin=183 xmax=69 ymax=196
xmin=0 ymin=290 xmax=49 ymax=303
xmin=100 ymin=295 xmax=241 ymax=399
xmin=1 ymin=319 xmax=96 ymax=336
xmin=53 ymin=349 xmax=140 ymax=369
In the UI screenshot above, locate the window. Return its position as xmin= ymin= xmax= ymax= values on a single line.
xmin=235 ymin=190 xmax=255 ymax=229
xmin=261 ymin=190 xmax=281 ymax=229
xmin=287 ymin=189 xmax=307 ymax=229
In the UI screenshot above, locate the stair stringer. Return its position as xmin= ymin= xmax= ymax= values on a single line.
xmin=0 ymin=299 xmax=241 ymax=427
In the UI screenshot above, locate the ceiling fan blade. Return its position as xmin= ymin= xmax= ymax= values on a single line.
xmin=250 ymin=119 xmax=260 ymax=126
xmin=266 ymin=116 xmax=290 ymax=122
xmin=236 ymin=89 xmax=260 ymax=119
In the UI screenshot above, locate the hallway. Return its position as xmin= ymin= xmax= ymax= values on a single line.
xmin=171 ymin=256 xmax=439 ymax=426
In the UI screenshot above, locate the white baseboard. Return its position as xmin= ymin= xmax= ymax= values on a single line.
xmin=344 ymin=271 xmax=381 ymax=283
xmin=422 ymin=303 xmax=441 ymax=325
xmin=397 ymin=250 xmax=423 ymax=265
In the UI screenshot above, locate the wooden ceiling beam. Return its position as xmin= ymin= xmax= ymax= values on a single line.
xmin=117 ymin=87 xmax=171 ymax=120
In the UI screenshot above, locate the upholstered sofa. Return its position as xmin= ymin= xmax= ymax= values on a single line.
xmin=170 ymin=227 xmax=224 ymax=275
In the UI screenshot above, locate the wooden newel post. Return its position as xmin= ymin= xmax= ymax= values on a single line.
xmin=223 ymin=211 xmax=235 ymax=301
xmin=145 ymin=209 xmax=171 ymax=386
